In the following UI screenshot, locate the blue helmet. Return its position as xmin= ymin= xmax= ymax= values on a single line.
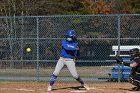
xmin=66 ymin=30 xmax=76 ymax=37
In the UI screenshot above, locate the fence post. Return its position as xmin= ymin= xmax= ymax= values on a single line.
xmin=36 ymin=17 xmax=39 ymax=81
xmin=117 ymin=15 xmax=121 ymax=82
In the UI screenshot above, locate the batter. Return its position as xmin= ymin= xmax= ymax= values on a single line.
xmin=47 ymin=29 xmax=89 ymax=91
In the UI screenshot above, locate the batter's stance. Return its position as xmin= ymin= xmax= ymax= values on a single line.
xmin=116 ymin=48 xmax=140 ymax=91
xmin=47 ymin=30 xmax=89 ymax=91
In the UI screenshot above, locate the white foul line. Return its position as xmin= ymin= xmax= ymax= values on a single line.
xmin=15 ymin=88 xmax=35 ymax=92
xmin=0 ymin=87 xmax=35 ymax=92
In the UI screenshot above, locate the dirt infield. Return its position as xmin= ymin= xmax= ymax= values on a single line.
xmin=0 ymin=81 xmax=139 ymax=93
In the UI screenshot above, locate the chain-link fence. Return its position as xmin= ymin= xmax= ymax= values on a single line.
xmin=0 ymin=14 xmax=140 ymax=82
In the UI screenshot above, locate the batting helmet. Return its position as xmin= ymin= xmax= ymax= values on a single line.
xmin=66 ymin=30 xmax=77 ymax=42
xmin=66 ymin=30 xmax=76 ymax=37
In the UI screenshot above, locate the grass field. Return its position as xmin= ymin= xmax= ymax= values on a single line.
xmin=0 ymin=66 xmax=113 ymax=78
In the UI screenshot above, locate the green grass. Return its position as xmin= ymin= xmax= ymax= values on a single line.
xmin=0 ymin=66 xmax=113 ymax=78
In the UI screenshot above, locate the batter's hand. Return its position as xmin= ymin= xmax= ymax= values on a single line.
xmin=115 ymin=55 xmax=123 ymax=64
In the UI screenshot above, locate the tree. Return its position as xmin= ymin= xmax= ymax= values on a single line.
xmin=0 ymin=0 xmax=139 ymax=16
xmin=92 ymin=0 xmax=140 ymax=14
xmin=92 ymin=0 xmax=112 ymax=14
xmin=36 ymin=0 xmax=93 ymax=15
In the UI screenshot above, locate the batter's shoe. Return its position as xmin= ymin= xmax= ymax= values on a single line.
xmin=79 ymin=84 xmax=90 ymax=90
xmin=131 ymin=86 xmax=140 ymax=91
xmin=134 ymin=87 xmax=140 ymax=91
xmin=47 ymin=86 xmax=52 ymax=91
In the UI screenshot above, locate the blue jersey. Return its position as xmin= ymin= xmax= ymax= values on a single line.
xmin=60 ymin=40 xmax=79 ymax=59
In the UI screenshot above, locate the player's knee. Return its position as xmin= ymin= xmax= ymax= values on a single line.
xmin=53 ymin=72 xmax=59 ymax=76
xmin=72 ymin=74 xmax=79 ymax=79
xmin=129 ymin=77 xmax=140 ymax=87
xmin=133 ymin=80 xmax=140 ymax=87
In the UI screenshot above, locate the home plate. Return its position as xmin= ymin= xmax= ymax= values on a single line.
xmin=88 ymin=87 xmax=104 ymax=90
xmin=71 ymin=90 xmax=87 ymax=92
xmin=71 ymin=87 xmax=104 ymax=92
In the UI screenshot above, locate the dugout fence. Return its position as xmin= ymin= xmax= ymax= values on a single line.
xmin=0 ymin=14 xmax=140 ymax=82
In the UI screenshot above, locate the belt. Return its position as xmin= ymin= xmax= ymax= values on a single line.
xmin=61 ymin=57 xmax=74 ymax=59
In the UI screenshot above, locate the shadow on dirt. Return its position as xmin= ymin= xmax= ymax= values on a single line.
xmin=119 ymin=87 xmax=140 ymax=92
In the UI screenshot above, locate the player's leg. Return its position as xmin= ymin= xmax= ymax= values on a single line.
xmin=129 ymin=74 xmax=140 ymax=91
xmin=48 ymin=74 xmax=57 ymax=91
xmin=65 ymin=59 xmax=89 ymax=90
xmin=65 ymin=59 xmax=81 ymax=82
xmin=48 ymin=57 xmax=64 ymax=91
